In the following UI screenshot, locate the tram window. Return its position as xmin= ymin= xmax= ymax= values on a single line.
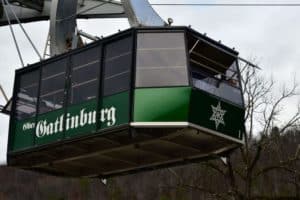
xmin=136 ymin=33 xmax=189 ymax=87
xmin=69 ymin=47 xmax=100 ymax=104
xmin=38 ymin=59 xmax=67 ymax=114
xmin=15 ymin=70 xmax=39 ymax=120
xmin=103 ymin=37 xmax=132 ymax=96
xmin=188 ymin=33 xmax=243 ymax=105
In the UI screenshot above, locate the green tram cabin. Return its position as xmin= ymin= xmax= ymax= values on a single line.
xmin=8 ymin=27 xmax=245 ymax=177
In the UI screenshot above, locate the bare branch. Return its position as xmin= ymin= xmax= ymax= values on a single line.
xmin=203 ymin=162 xmax=226 ymax=177
xmin=254 ymin=156 xmax=300 ymax=178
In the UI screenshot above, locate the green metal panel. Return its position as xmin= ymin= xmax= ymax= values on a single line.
xmin=133 ymin=87 xmax=191 ymax=122
xmin=35 ymin=109 xmax=65 ymax=146
xmin=101 ymin=91 xmax=130 ymax=129
xmin=65 ymin=100 xmax=98 ymax=139
xmin=11 ymin=118 xmax=35 ymax=151
xmin=9 ymin=91 xmax=130 ymax=152
xmin=189 ymin=89 xmax=244 ymax=140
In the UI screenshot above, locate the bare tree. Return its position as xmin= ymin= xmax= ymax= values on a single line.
xmin=103 ymin=62 xmax=300 ymax=200
xmin=241 ymin=64 xmax=300 ymax=199
xmin=167 ymin=62 xmax=300 ymax=200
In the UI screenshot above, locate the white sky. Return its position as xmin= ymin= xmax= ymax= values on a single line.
xmin=1 ymin=0 xmax=300 ymax=164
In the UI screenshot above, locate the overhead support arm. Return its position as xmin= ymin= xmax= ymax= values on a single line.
xmin=0 ymin=0 xmax=126 ymax=26
xmin=49 ymin=0 xmax=79 ymax=56
xmin=1 ymin=0 xmax=166 ymax=56
xmin=121 ymin=0 xmax=165 ymax=27
xmin=49 ymin=0 xmax=166 ymax=56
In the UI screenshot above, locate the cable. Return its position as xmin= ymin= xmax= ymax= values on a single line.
xmin=4 ymin=0 xmax=42 ymax=60
xmin=0 ymin=85 xmax=8 ymax=102
xmin=56 ymin=2 xmax=108 ymax=22
xmin=151 ymin=3 xmax=300 ymax=7
xmin=1 ymin=0 xmax=24 ymax=67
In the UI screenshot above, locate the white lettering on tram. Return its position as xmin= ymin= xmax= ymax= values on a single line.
xmin=31 ymin=107 xmax=116 ymax=138
xmin=22 ymin=122 xmax=35 ymax=131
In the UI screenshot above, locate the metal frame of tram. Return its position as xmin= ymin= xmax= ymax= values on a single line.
xmin=7 ymin=26 xmax=245 ymax=177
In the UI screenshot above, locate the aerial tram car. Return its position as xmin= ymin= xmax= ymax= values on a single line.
xmin=1 ymin=0 xmax=245 ymax=177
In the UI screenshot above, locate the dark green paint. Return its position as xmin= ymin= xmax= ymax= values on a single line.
xmin=134 ymin=87 xmax=244 ymax=140
xmin=189 ymin=89 xmax=244 ymax=140
xmin=134 ymin=87 xmax=191 ymax=122
xmin=10 ymin=91 xmax=130 ymax=152
xmin=101 ymin=91 xmax=130 ymax=129
xmin=65 ymin=100 xmax=97 ymax=139
xmin=11 ymin=118 xmax=35 ymax=151
xmin=10 ymin=87 xmax=244 ymax=153
xmin=35 ymin=109 xmax=65 ymax=146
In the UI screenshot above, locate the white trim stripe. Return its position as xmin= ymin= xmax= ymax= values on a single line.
xmin=130 ymin=122 xmax=189 ymax=128
xmin=188 ymin=123 xmax=244 ymax=145
xmin=130 ymin=122 xmax=244 ymax=145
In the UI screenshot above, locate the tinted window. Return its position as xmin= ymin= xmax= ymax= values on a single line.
xmin=15 ymin=70 xmax=40 ymax=120
xmin=38 ymin=59 xmax=67 ymax=114
xmin=103 ymin=37 xmax=132 ymax=96
xmin=136 ymin=33 xmax=189 ymax=87
xmin=69 ymin=47 xmax=100 ymax=104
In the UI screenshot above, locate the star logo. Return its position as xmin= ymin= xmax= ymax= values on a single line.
xmin=210 ymin=102 xmax=226 ymax=130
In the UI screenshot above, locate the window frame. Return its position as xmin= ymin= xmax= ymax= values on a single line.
xmin=186 ymin=29 xmax=244 ymax=107
xmin=37 ymin=57 xmax=68 ymax=114
xmin=102 ymin=35 xmax=134 ymax=97
xmin=9 ymin=29 xmax=136 ymax=151
xmin=135 ymin=29 xmax=190 ymax=88
xmin=68 ymin=45 xmax=102 ymax=106
xmin=14 ymin=69 xmax=40 ymax=121
xmin=9 ymin=27 xmax=245 ymax=152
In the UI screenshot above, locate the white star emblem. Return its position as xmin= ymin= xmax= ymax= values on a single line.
xmin=210 ymin=102 xmax=226 ymax=130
